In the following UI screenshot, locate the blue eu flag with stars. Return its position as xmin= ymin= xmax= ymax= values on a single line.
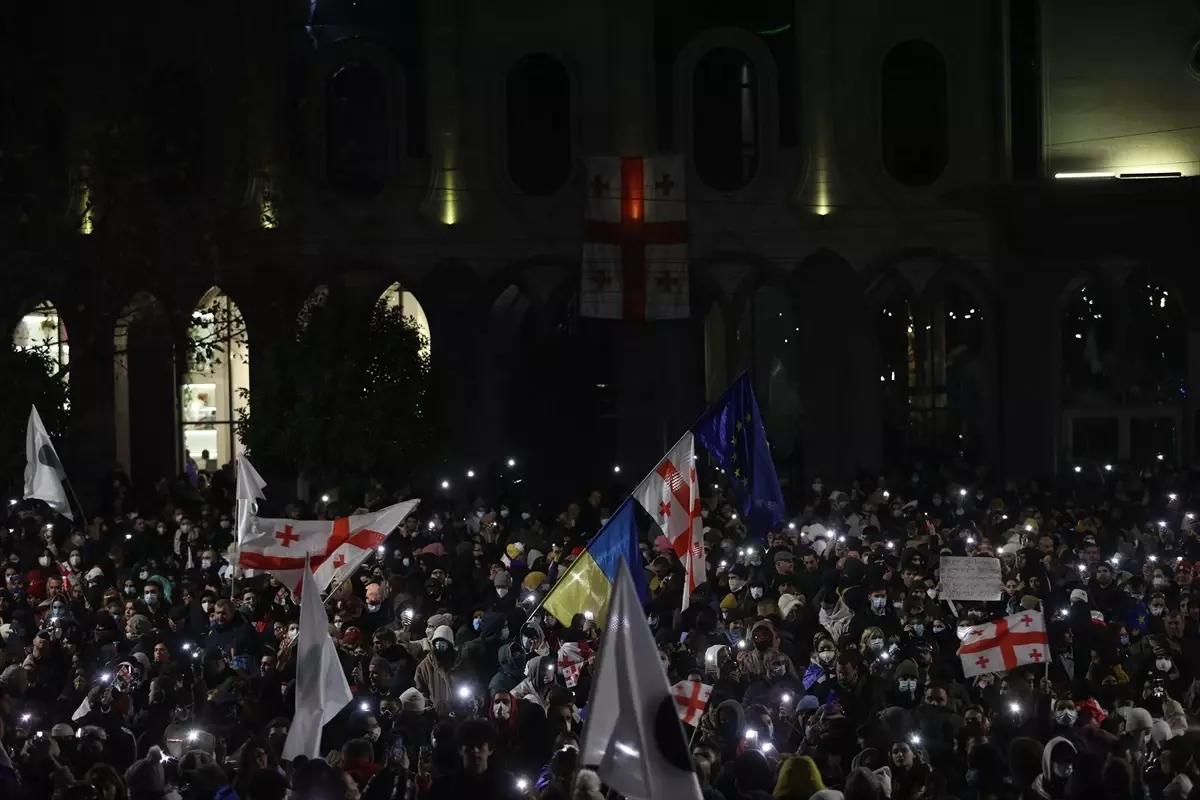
xmin=693 ymin=373 xmax=785 ymax=533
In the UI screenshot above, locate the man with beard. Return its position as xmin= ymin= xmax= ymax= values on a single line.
xmin=834 ymin=653 xmax=884 ymax=721
xmin=415 ymin=626 xmax=463 ymax=715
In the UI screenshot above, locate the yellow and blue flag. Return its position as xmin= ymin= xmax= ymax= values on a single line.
xmin=693 ymin=373 xmax=785 ymax=533
xmin=543 ymin=498 xmax=649 ymax=626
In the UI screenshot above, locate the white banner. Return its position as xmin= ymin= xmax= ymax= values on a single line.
xmin=939 ymin=556 xmax=1002 ymax=601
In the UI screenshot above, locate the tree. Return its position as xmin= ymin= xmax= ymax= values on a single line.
xmin=0 ymin=346 xmax=70 ymax=486
xmin=236 ymin=294 xmax=435 ymax=492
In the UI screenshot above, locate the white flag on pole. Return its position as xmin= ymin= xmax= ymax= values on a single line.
xmin=281 ymin=554 xmax=353 ymax=761
xmin=235 ymin=455 xmax=267 ymax=547
xmin=24 ymin=405 xmax=72 ymax=519
xmin=580 ymin=559 xmax=702 ymax=800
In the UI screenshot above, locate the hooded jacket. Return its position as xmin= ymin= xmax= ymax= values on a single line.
xmin=736 ymin=620 xmax=799 ymax=681
xmin=1032 ymin=736 xmax=1076 ymax=800
xmin=490 ymin=619 xmax=543 ymax=694
xmin=414 ymin=626 xmax=462 ymax=714
xmin=818 ymin=598 xmax=854 ymax=642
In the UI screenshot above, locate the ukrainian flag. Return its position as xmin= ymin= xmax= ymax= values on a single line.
xmin=543 ymin=498 xmax=649 ymax=626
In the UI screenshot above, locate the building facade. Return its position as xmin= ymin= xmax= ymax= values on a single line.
xmin=3 ymin=0 xmax=1199 ymax=503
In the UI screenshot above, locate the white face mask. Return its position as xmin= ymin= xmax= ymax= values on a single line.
xmin=521 ymin=512 xmax=531 ymax=521
xmin=201 ymin=559 xmax=212 ymax=569
xmin=1055 ymin=709 xmax=1077 ymax=726
xmin=817 ymin=650 xmax=836 ymax=665
xmin=1153 ymin=577 xmax=1169 ymax=589
xmin=496 ymin=588 xmax=509 ymax=598
xmin=69 ymin=556 xmax=81 ymax=567
xmin=475 ymin=510 xmax=485 ymax=518
xmin=365 ymin=726 xmax=381 ymax=742
xmin=1156 ymin=657 xmax=1174 ymax=672
xmin=750 ymin=587 xmax=764 ymax=600
xmin=38 ymin=556 xmax=50 ymax=567
xmin=500 ymin=509 xmax=510 ymax=519
xmin=201 ymin=601 xmax=212 ymax=613
xmin=869 ymin=638 xmax=884 ymax=651
xmin=493 ymin=702 xmax=511 ymax=720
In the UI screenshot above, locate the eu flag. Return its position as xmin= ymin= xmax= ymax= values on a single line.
xmin=693 ymin=373 xmax=785 ymax=533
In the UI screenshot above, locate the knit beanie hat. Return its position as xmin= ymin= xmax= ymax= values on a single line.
xmin=494 ymin=571 xmax=512 ymax=588
xmin=778 ymin=593 xmax=803 ymax=620
xmin=125 ymin=746 xmax=168 ymax=798
xmin=399 ymin=687 xmax=426 ymax=713
xmin=894 ymin=659 xmax=920 ymax=679
xmin=432 ymin=625 xmax=455 ymax=646
xmin=128 ymin=614 xmax=153 ymax=638
xmin=774 ymin=755 xmax=824 ymax=798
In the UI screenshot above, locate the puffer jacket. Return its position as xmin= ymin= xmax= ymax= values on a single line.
xmin=736 ymin=620 xmax=799 ymax=680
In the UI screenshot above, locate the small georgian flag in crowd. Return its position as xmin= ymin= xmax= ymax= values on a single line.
xmin=557 ymin=641 xmax=594 ymax=688
xmin=671 ymin=680 xmax=713 ymax=727
xmin=957 ymin=609 xmax=1049 ymax=678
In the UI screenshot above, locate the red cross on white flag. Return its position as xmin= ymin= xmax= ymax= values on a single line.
xmin=671 ymin=680 xmax=713 ymax=727
xmin=957 ymin=609 xmax=1048 ymax=678
xmin=581 ymin=155 xmax=689 ymax=320
xmin=632 ymin=432 xmax=706 ymax=611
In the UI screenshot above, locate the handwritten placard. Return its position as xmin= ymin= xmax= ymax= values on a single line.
xmin=939 ymin=556 xmax=1002 ymax=601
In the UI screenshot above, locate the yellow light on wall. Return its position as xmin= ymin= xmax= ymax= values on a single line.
xmin=79 ymin=184 xmax=94 ymax=234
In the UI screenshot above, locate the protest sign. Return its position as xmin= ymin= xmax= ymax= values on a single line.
xmin=939 ymin=556 xmax=1002 ymax=601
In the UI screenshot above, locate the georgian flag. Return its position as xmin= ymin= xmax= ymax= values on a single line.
xmin=238 ymin=501 xmax=419 ymax=593
xmin=957 ymin=609 xmax=1049 ymax=678
xmin=558 ymin=641 xmax=594 ymax=688
xmin=671 ymin=680 xmax=713 ymax=727
xmin=632 ymin=433 xmax=705 ymax=610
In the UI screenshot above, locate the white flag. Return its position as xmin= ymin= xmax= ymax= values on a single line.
xmin=632 ymin=433 xmax=705 ymax=611
xmin=235 ymin=456 xmax=267 ymax=547
xmin=24 ymin=405 xmax=72 ymax=519
xmin=281 ymin=554 xmax=353 ymax=761
xmin=580 ymin=559 xmax=702 ymax=800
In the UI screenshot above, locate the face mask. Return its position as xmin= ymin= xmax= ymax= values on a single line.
xmin=201 ymin=601 xmax=212 ymax=613
xmin=69 ymin=556 xmax=81 ymax=567
xmin=1153 ymin=577 xmax=1168 ymax=589
xmin=1051 ymin=762 xmax=1073 ymax=779
xmin=1151 ymin=605 xmax=1167 ymax=616
xmin=817 ymin=650 xmax=836 ymax=665
xmin=932 ymin=624 xmax=946 ymax=634
xmin=927 ymin=588 xmax=938 ymax=599
xmin=493 ymin=702 xmax=511 ymax=720
xmin=124 ymin=586 xmax=136 ymax=596
xmin=869 ymin=638 xmax=884 ymax=651
xmin=402 ymin=557 xmax=411 ymax=567
xmin=521 ymin=512 xmax=531 ymax=521
xmin=1118 ymin=634 xmax=1130 ymax=646
xmin=1156 ymin=657 xmax=1174 ymax=672
xmin=38 ymin=556 xmax=51 ymax=567
xmin=144 ymin=593 xmax=157 ymax=605
xmin=728 ymin=578 xmax=746 ymax=593
xmin=367 ymin=603 xmax=381 ymax=612
xmin=365 ymin=726 xmax=381 ymax=742
xmin=201 ymin=559 xmax=213 ymax=569
xmin=748 ymin=555 xmax=762 ymax=567
xmin=727 ymin=629 xmax=743 ymax=645
xmin=220 ymin=520 xmax=231 ymax=529
xmin=871 ymin=596 xmax=887 ymax=610
xmin=535 ymin=641 xmax=550 ymax=657
xmin=893 ymin=601 xmax=904 ymax=610
xmin=475 ymin=510 xmax=485 ymax=518
xmin=750 ymin=587 xmax=764 ymax=600
xmin=770 ymin=663 xmax=786 ymax=677
xmin=701 ymin=509 xmax=710 ymax=519
xmin=898 ymin=678 xmax=918 ymax=693
xmin=911 ymin=623 xmax=925 ymax=637
xmin=500 ymin=509 xmax=509 ymax=519
xmin=1055 ymin=709 xmax=1078 ymax=726
xmin=139 ymin=570 xmax=150 ymax=580
xmin=473 ymin=618 xmax=483 ymax=632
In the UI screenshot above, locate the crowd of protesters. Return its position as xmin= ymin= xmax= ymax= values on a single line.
xmin=3 ymin=456 xmax=1200 ymax=800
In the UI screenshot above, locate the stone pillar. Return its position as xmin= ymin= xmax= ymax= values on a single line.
xmin=999 ymin=264 xmax=1060 ymax=478
xmin=420 ymin=0 xmax=471 ymax=226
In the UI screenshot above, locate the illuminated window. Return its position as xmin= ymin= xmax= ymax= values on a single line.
xmin=181 ymin=288 xmax=249 ymax=471
xmin=506 ymin=55 xmax=572 ymax=195
xmin=881 ymin=41 xmax=948 ymax=186
xmin=1125 ymin=279 xmax=1185 ymax=403
xmin=327 ymin=63 xmax=388 ymax=196
xmin=14 ymin=300 xmax=68 ymax=379
xmin=693 ymin=48 xmax=759 ymax=191
xmin=1060 ymin=282 xmax=1114 ymax=404
xmin=381 ymin=282 xmax=431 ymax=361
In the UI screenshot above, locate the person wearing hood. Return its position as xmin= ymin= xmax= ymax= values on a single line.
xmin=736 ymin=620 xmax=798 ymax=683
xmin=461 ymin=611 xmax=509 ymax=679
xmin=803 ymin=636 xmax=839 ymax=705
xmin=1032 ymin=736 xmax=1077 ymax=799
xmin=414 ymin=625 xmax=463 ymax=715
xmin=489 ymin=619 xmax=538 ymax=694
xmin=709 ymin=698 xmax=747 ymax=763
xmin=817 ymin=586 xmax=855 ymax=643
xmin=487 ymin=571 xmax=517 ymax=613
xmin=888 ymin=659 xmax=922 ymax=709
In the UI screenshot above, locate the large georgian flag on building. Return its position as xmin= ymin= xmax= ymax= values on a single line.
xmin=632 ymin=433 xmax=705 ymax=610
xmin=957 ymin=609 xmax=1049 ymax=678
xmin=238 ymin=501 xmax=419 ymax=593
xmin=581 ymin=156 xmax=689 ymax=320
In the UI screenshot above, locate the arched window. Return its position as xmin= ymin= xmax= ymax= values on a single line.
xmin=506 ymin=55 xmax=572 ymax=195
xmin=693 ymin=48 xmax=759 ymax=191
xmin=381 ymin=282 xmax=431 ymax=361
xmin=181 ymin=288 xmax=249 ymax=471
xmin=881 ymin=41 xmax=948 ymax=186
xmin=1060 ymin=281 xmax=1114 ymax=405
xmin=327 ymin=63 xmax=389 ymax=196
xmin=13 ymin=301 xmax=68 ymax=378
xmin=1124 ymin=279 xmax=1185 ymax=403
xmin=737 ymin=285 xmax=800 ymax=460
xmin=146 ymin=66 xmax=205 ymax=199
